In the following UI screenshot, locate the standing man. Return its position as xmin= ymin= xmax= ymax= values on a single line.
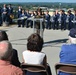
xmin=51 ymin=11 xmax=57 ymax=30
xmin=0 ymin=7 xmax=2 ymax=26
xmin=45 ymin=10 xmax=51 ymax=29
xmin=67 ymin=10 xmax=74 ymax=30
xmin=26 ymin=9 xmax=31 ymax=28
xmin=73 ymin=9 xmax=76 ymax=28
xmin=1 ymin=4 xmax=8 ymax=26
xmin=55 ymin=10 xmax=60 ymax=30
xmin=18 ymin=9 xmax=27 ymax=27
xmin=59 ymin=10 xmax=67 ymax=30
xmin=30 ymin=11 xmax=35 ymax=28
xmin=7 ymin=4 xmax=13 ymax=24
xmin=17 ymin=6 xmax=22 ymax=18
xmin=17 ymin=6 xmax=22 ymax=27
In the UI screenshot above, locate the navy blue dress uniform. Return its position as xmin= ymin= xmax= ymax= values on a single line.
xmin=56 ymin=12 xmax=60 ymax=30
xmin=1 ymin=4 xmax=8 ymax=24
xmin=45 ymin=10 xmax=51 ymax=29
xmin=7 ymin=4 xmax=13 ymax=24
xmin=72 ymin=10 xmax=76 ymax=28
xmin=0 ymin=7 xmax=2 ymax=26
xmin=73 ymin=14 xmax=76 ymax=28
xmin=26 ymin=10 xmax=31 ymax=28
xmin=30 ymin=11 xmax=35 ymax=28
xmin=67 ymin=10 xmax=74 ymax=30
xmin=17 ymin=6 xmax=22 ymax=18
xmin=18 ymin=10 xmax=27 ymax=27
xmin=59 ymin=10 xmax=67 ymax=30
xmin=51 ymin=11 xmax=57 ymax=30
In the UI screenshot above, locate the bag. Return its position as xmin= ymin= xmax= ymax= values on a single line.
xmin=10 ymin=14 xmax=14 ymax=19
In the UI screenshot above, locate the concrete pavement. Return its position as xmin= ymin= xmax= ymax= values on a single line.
xmin=0 ymin=25 xmax=69 ymax=75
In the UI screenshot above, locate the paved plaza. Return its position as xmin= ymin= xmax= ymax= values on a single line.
xmin=0 ymin=25 xmax=69 ymax=75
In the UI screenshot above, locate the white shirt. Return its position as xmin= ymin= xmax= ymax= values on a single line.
xmin=19 ymin=9 xmax=21 ymax=11
xmin=23 ymin=50 xmax=46 ymax=65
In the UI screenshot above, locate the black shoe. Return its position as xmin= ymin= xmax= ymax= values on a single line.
xmin=22 ymin=26 xmax=24 ymax=28
xmin=18 ymin=26 xmax=21 ymax=27
xmin=64 ymin=29 xmax=66 ymax=30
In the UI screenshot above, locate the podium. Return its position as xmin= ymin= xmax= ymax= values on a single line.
xmin=28 ymin=17 xmax=44 ymax=38
xmin=32 ymin=18 xmax=43 ymax=38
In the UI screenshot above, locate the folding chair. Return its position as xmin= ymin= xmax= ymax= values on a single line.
xmin=21 ymin=63 xmax=48 ymax=75
xmin=55 ymin=63 xmax=76 ymax=75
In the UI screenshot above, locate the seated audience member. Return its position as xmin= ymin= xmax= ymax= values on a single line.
xmin=59 ymin=28 xmax=76 ymax=75
xmin=0 ymin=30 xmax=20 ymax=67
xmin=23 ymin=33 xmax=46 ymax=67
xmin=0 ymin=41 xmax=23 ymax=75
xmin=22 ymin=33 xmax=52 ymax=75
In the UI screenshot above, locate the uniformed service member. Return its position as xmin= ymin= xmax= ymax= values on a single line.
xmin=7 ymin=4 xmax=13 ymax=24
xmin=1 ymin=4 xmax=8 ymax=26
xmin=73 ymin=9 xmax=76 ymax=28
xmin=51 ymin=11 xmax=57 ymax=30
xmin=17 ymin=9 xmax=27 ymax=27
xmin=59 ymin=10 xmax=67 ymax=30
xmin=67 ymin=10 xmax=74 ymax=30
xmin=45 ymin=10 xmax=51 ymax=29
xmin=0 ymin=7 xmax=2 ymax=26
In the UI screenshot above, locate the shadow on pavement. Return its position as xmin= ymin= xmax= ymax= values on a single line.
xmin=43 ymin=38 xmax=68 ymax=47
xmin=10 ymin=38 xmax=27 ymax=42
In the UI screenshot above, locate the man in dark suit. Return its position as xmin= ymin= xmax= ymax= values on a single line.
xmin=59 ymin=10 xmax=67 ymax=30
xmin=1 ymin=4 xmax=9 ymax=26
xmin=0 ymin=7 xmax=2 ymax=26
xmin=51 ymin=11 xmax=57 ymax=30
xmin=25 ymin=9 xmax=31 ymax=28
xmin=55 ymin=10 xmax=60 ymax=30
xmin=45 ymin=10 xmax=51 ymax=29
xmin=67 ymin=10 xmax=74 ymax=30
xmin=18 ymin=9 xmax=27 ymax=27
xmin=17 ymin=6 xmax=22 ymax=18
xmin=7 ymin=4 xmax=13 ymax=24
xmin=73 ymin=9 xmax=76 ymax=28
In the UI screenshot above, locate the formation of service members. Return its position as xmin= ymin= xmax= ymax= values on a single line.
xmin=0 ymin=4 xmax=76 ymax=31
xmin=16 ymin=6 xmax=76 ymax=31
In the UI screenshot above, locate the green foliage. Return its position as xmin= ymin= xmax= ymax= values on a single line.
xmin=0 ymin=2 xmax=76 ymax=19
xmin=0 ymin=2 xmax=76 ymax=10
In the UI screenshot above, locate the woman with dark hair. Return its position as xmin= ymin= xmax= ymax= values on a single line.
xmin=27 ymin=33 xmax=43 ymax=52
xmin=23 ymin=33 xmax=47 ymax=68
xmin=22 ymin=33 xmax=52 ymax=75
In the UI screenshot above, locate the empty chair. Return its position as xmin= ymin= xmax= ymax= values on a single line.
xmin=55 ymin=63 xmax=76 ymax=75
